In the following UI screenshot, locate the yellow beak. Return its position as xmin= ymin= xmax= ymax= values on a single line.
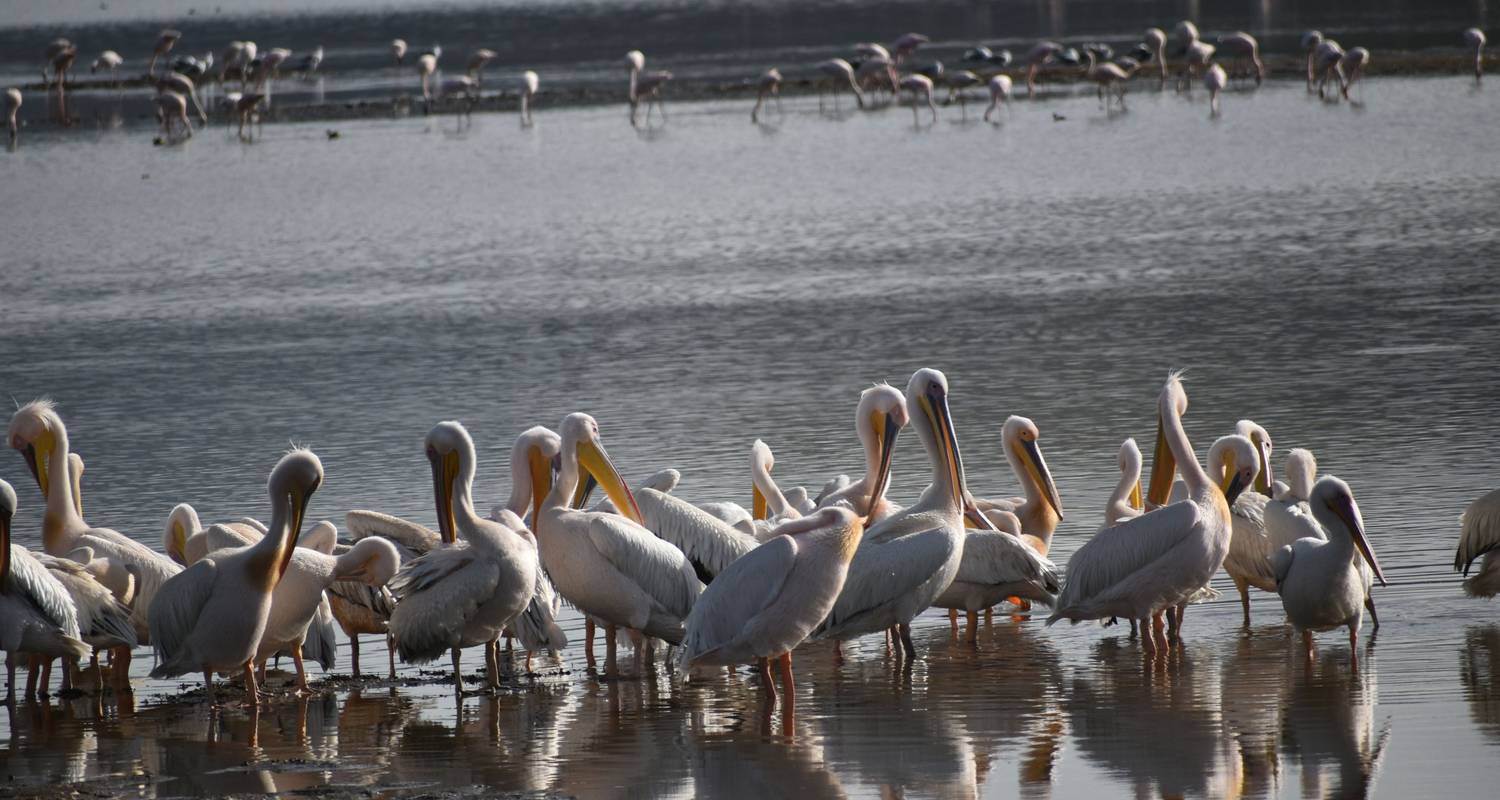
xmin=430 ymin=449 xmax=460 ymax=545
xmin=1128 ymin=479 xmax=1143 ymax=511
xmin=919 ymin=390 xmax=966 ymax=512
xmin=528 ymin=445 xmax=553 ymax=525
xmin=577 ymin=439 xmax=643 ymax=526
xmin=1145 ymin=416 xmax=1175 ymax=508
xmin=753 ymin=485 xmax=768 ymax=521
xmin=1019 ymin=438 xmax=1064 ymax=520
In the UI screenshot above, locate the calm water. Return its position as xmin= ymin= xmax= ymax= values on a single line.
xmin=3 ymin=63 xmax=1500 ymax=798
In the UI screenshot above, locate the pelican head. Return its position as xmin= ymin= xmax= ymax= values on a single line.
xmin=426 ymin=421 xmax=477 ymax=544
xmin=1119 ymin=437 xmax=1144 ymax=511
xmin=1235 ymin=420 xmax=1274 ymax=495
xmin=1146 ymin=371 xmax=1188 ymax=508
xmin=857 ymin=383 xmax=909 ymax=522
xmin=907 ymin=368 xmax=982 ymax=525
xmin=751 ymin=439 xmax=775 ymax=520
xmin=1285 ymin=448 xmax=1317 ymax=501
xmin=512 ymin=426 xmax=562 ymax=524
xmin=334 ymin=536 xmax=402 ymax=585
xmin=1207 ymin=434 xmax=1259 ymax=506
xmin=1002 ymin=415 xmax=1064 ymax=520
xmin=1310 ymin=476 xmax=1387 ymax=586
xmin=560 ymin=413 xmax=643 ymax=526
xmin=164 ymin=502 xmax=202 ymax=565
xmin=7 ymin=398 xmax=65 ymax=499
xmin=269 ymin=448 xmax=324 ymax=579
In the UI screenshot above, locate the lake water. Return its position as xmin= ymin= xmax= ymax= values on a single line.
xmin=3 ymin=31 xmax=1500 ymax=799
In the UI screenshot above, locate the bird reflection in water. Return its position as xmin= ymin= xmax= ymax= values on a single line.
xmin=1461 ymin=625 xmax=1500 ymax=742
xmin=1280 ymin=651 xmax=1390 ymax=799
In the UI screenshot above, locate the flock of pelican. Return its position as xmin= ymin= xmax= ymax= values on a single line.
xmin=5 ymin=21 xmax=1491 ymax=144
xmin=8 ymin=366 xmax=1492 ymax=714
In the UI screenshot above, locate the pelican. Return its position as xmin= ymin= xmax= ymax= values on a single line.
xmin=2 ymin=479 xmax=90 ymax=704
xmin=91 ymin=50 xmax=123 ymax=83
xmin=899 ymin=74 xmax=936 ymax=125
xmin=1216 ymin=32 xmax=1264 ymax=85
xmin=679 ymin=506 xmax=863 ymax=707
xmin=1465 ymin=28 xmax=1486 ymax=82
xmin=32 ymin=551 xmax=137 ymax=695
xmin=387 ymin=422 xmax=538 ymax=692
xmin=5 ymin=88 xmax=19 ymax=143
xmin=747 ymin=439 xmax=803 ymax=537
xmin=1273 ymin=477 xmax=1387 ymax=664
xmin=534 ymin=413 xmax=701 ymax=670
xmin=8 ymin=400 xmax=183 ymax=687
xmin=162 ymin=503 xmax=272 ymax=567
xmin=815 ymin=58 xmax=864 ymax=111
xmin=1205 ymin=63 xmax=1227 ymax=116
xmin=1025 ymin=41 xmax=1063 ymax=97
xmin=148 ymin=29 xmax=182 ymax=77
xmin=1264 ymin=448 xmax=1318 ymax=550
xmin=1338 ymin=47 xmax=1370 ymax=100
xmin=932 ymin=516 xmax=1059 ymax=641
xmin=1143 ymin=28 xmax=1168 ymax=82
xmin=815 ymin=368 xmax=990 ymax=660
xmin=147 ymin=449 xmax=324 ymax=706
xmin=519 ymin=70 xmax=539 ymax=125
xmin=626 ymin=50 xmax=673 ymax=126
xmin=983 ymin=75 xmax=1012 ymax=123
xmin=817 ymin=384 xmax=907 ymax=524
xmin=1456 ymin=487 xmax=1500 ymax=597
xmin=1218 ymin=421 xmax=1279 ymax=626
xmin=467 ymin=48 xmax=497 ymax=82
xmin=1047 ymin=373 xmax=1254 ymax=651
xmin=1302 ymin=31 xmax=1325 ymax=90
xmin=973 ymin=416 xmax=1064 ymax=556
xmin=891 ymin=32 xmax=929 ymax=63
xmin=751 ymin=68 xmax=782 ymax=123
xmin=1106 ymin=438 xmax=1145 ymax=526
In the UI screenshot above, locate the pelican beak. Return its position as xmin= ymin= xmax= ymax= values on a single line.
xmin=1255 ymin=439 xmax=1274 ymax=496
xmin=527 ymin=445 xmax=553 ymax=526
xmin=429 ymin=448 xmax=460 ymax=545
xmin=869 ymin=410 xmax=901 ymax=525
xmin=964 ymin=498 xmax=999 ymax=531
xmin=1128 ymin=479 xmax=1144 ymax=511
xmin=281 ymin=480 xmax=314 ymax=581
xmin=919 ymin=384 xmax=967 ymax=513
xmin=577 ymin=438 xmax=643 ymax=526
xmin=1145 ymin=415 xmax=1175 ymax=508
xmin=1019 ymin=438 xmax=1064 ymax=520
xmin=23 ymin=437 xmax=51 ymax=499
xmin=1332 ymin=494 xmax=1387 ymax=587
xmin=752 ymin=485 xmax=768 ymax=521
xmin=1222 ymin=469 xmax=1251 ymax=505
xmin=571 ymin=473 xmax=598 ymax=510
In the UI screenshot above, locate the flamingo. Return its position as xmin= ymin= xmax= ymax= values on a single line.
xmin=983 ymin=74 xmax=1012 ymax=122
xmin=814 ymin=58 xmax=864 ymax=111
xmin=1314 ymin=40 xmax=1345 ymax=98
xmin=221 ymin=41 xmax=256 ymax=85
xmin=891 ymin=32 xmax=929 ymax=64
xmin=751 ymin=68 xmax=782 ymax=123
xmin=1143 ymin=28 xmax=1168 ymax=83
xmin=90 ymin=50 xmax=123 ymax=84
xmin=1182 ymin=41 xmax=1216 ymax=90
xmin=44 ymin=43 xmax=78 ymax=92
xmin=1025 ymin=41 xmax=1063 ymax=97
xmin=1205 ymin=63 xmax=1227 ymax=116
xmin=678 ymin=506 xmax=864 ymax=712
xmin=817 ymin=383 xmax=908 ymax=524
xmin=1217 ymin=32 xmax=1265 ymax=85
xmin=387 ymin=422 xmax=539 ymax=692
xmin=42 ymin=38 xmax=73 ymax=88
xmin=439 ymin=76 xmax=480 ymax=118
xmin=467 ymin=48 xmax=497 ymax=83
xmin=148 ymin=29 xmax=182 ymax=77
xmin=1465 ymin=28 xmax=1487 ymax=82
xmin=519 ymin=70 xmax=539 ymax=125
xmin=854 ymin=56 xmax=899 ymax=99
xmin=943 ymin=69 xmax=983 ymax=112
xmin=1338 ymin=47 xmax=1370 ymax=100
xmin=1272 ymin=477 xmax=1386 ymax=665
xmin=234 ymin=92 xmax=265 ymax=140
xmin=1456 ymin=487 xmax=1500 ymax=597
xmin=626 ymin=50 xmax=673 ymax=126
xmin=1083 ymin=49 xmax=1133 ymax=107
xmin=1301 ymin=31 xmax=1325 ymax=90
xmin=417 ymin=53 xmax=439 ymax=112
xmin=154 ymin=91 xmax=193 ymax=141
xmin=1 ymin=479 xmax=90 ymax=705
xmin=899 ymin=73 xmax=936 ymax=125
xmin=158 ymin=72 xmax=208 ymax=124
xmin=5 ymin=89 xmax=19 ymax=143
xmin=854 ymin=42 xmax=891 ymax=61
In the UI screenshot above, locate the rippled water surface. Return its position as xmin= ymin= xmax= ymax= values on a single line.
xmin=2 ymin=62 xmax=1500 ymax=798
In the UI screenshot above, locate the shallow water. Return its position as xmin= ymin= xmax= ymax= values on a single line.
xmin=3 ymin=73 xmax=1500 ymax=798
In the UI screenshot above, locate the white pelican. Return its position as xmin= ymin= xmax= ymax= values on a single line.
xmin=534 ymin=413 xmax=701 ymax=670
xmin=750 ymin=439 xmax=802 ymax=537
xmin=1456 ymin=487 xmax=1500 ymax=597
xmin=1264 ymin=448 xmax=1317 ymax=549
xmin=751 ymin=68 xmax=782 ymax=123
xmin=818 ymin=384 xmax=908 ymax=524
xmin=815 ymin=368 xmax=989 ymax=659
xmin=983 ymin=75 xmax=1012 ymax=123
xmin=163 ymin=503 xmax=270 ymax=567
xmin=148 ymin=29 xmax=182 ymax=77
xmin=973 ymin=416 xmax=1064 ymax=556
xmin=626 ymin=50 xmax=673 ymax=126
xmin=680 ymin=506 xmax=863 ymax=707
xmin=32 ymin=550 xmax=137 ymax=695
xmin=1273 ymin=476 xmax=1387 ymax=663
xmin=8 ymin=400 xmax=183 ymax=686
xmin=387 ymin=422 xmax=538 ymax=691
xmin=815 ymin=58 xmax=865 ymax=111
xmin=147 ymin=449 xmax=324 ymax=706
xmin=932 ymin=518 xmax=1059 ymax=641
xmin=2 ymin=479 xmax=90 ymax=703
xmin=519 ymin=70 xmax=539 ymax=125
xmin=1106 ymin=438 xmax=1145 ymax=526
xmin=1216 ymin=32 xmax=1264 ymax=85
xmin=1143 ymin=28 xmax=1168 ymax=82
xmin=1218 ymin=420 xmax=1279 ymax=625
xmin=1047 ymin=373 xmax=1254 ymax=651
xmin=1301 ymin=31 xmax=1325 ymax=90
xmin=1465 ymin=28 xmax=1486 ymax=82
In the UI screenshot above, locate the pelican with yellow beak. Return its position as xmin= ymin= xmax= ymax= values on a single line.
xmin=1106 ymin=438 xmax=1145 ymax=526
xmin=815 ymin=368 xmax=1000 ymax=660
xmin=147 ymin=449 xmax=324 ymax=706
xmin=1272 ymin=476 xmax=1387 ymax=664
xmin=1047 ymin=372 xmax=1251 ymax=652
xmin=533 ymin=413 xmax=702 ymax=671
xmin=749 ymin=439 xmax=803 ymax=539
xmin=972 ymin=416 xmax=1065 ymax=555
xmin=387 ymin=421 xmax=538 ymax=693
xmin=8 ymin=399 xmax=182 ymax=689
xmin=2 ymin=478 xmax=91 ymax=704
xmin=816 ymin=383 xmax=909 ymax=525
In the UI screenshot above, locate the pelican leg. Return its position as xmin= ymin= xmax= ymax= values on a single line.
xmin=242 ymin=662 xmax=262 ymax=707
xmin=487 ymin=639 xmax=500 ymax=689
xmin=1302 ymin=629 xmax=1315 ymax=661
xmin=584 ymin=618 xmax=596 ymax=670
xmin=776 ymin=652 xmax=795 ymax=712
xmin=525 ymin=651 xmax=533 ymax=675
xmin=1364 ymin=595 xmax=1379 ymax=630
xmin=91 ymin=650 xmax=102 ymax=693
xmin=757 ymin=657 xmax=777 ymax=702
xmin=965 ymin=611 xmax=979 ymax=643
xmin=204 ymin=669 xmax=216 ymax=707
xmin=1150 ymin=611 xmax=1169 ymax=652
xmin=4 ymin=654 xmax=14 ymax=704
xmin=40 ymin=658 xmax=53 ymax=697
xmin=833 ymin=640 xmax=844 ymax=666
xmin=25 ymin=656 xmax=40 ymax=699
xmin=604 ymin=624 xmax=618 ymax=675
xmin=984 ymin=607 xmax=994 ymax=623
xmin=1129 ymin=617 xmax=1139 ymax=638
xmin=898 ymin=623 xmax=917 ymax=661
xmin=1234 ymin=577 xmax=1251 ymax=627
xmin=386 ymin=633 xmax=397 ymax=679
xmin=451 ymin=647 xmax=463 ymax=694
xmin=114 ymin=645 xmax=132 ymax=692
xmin=948 ymin=608 xmax=959 ymax=633
xmin=349 ymin=634 xmax=361 ymax=678
xmin=291 ymin=643 xmax=309 ymax=696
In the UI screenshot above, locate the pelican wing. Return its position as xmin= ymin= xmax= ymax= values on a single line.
xmin=6 ymin=547 xmax=80 ymax=637
xmin=36 ymin=554 xmax=137 ymax=647
xmin=1265 ymin=498 xmax=1323 ymax=550
xmin=202 ymin=522 xmax=258 ymax=555
xmin=1456 ymin=488 xmax=1500 ymax=574
xmin=327 ymin=579 xmax=396 ymax=619
xmin=303 ymin=596 xmax=338 ymax=670
xmin=510 ymin=566 xmax=568 ymax=652
xmin=1226 ymin=492 xmax=1277 ymax=587
xmin=148 ymin=557 xmax=218 ymax=671
xmin=1270 ymin=543 xmax=1296 ymax=588
xmin=347 ymin=510 xmax=439 ymax=559
xmin=954 ymin=531 xmax=1060 ymax=602
xmin=637 ymin=488 xmax=758 ymax=581
xmin=387 ymin=544 xmax=499 ymax=662
xmin=388 ymin=544 xmax=483 ymax=597
xmin=817 ymin=528 xmax=958 ymax=639
xmin=1048 ymin=501 xmax=1204 ymax=620
xmin=680 ymin=534 xmax=797 ymax=664
xmin=695 ymin=501 xmax=757 ymax=537
xmin=586 ymin=513 xmax=703 ymax=621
